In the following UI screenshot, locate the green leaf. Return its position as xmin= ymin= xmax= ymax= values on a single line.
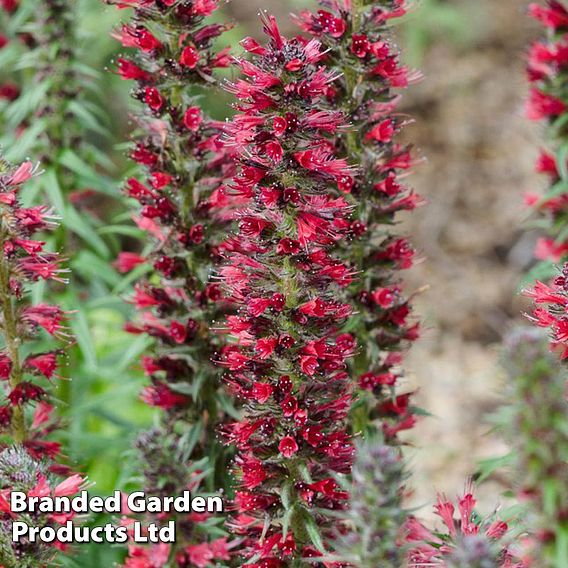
xmin=68 ymin=100 xmax=108 ymax=137
xmin=216 ymin=392 xmax=241 ymax=420
xmin=281 ymin=480 xmax=293 ymax=511
xmin=42 ymin=168 xmax=66 ymax=214
xmin=64 ymin=206 xmax=110 ymax=258
xmin=178 ymin=423 xmax=205 ymax=462
xmin=281 ymin=506 xmax=294 ymax=540
xmin=70 ymin=307 xmax=98 ymax=369
xmin=111 ymin=263 xmax=151 ymax=295
xmin=5 ymin=80 xmax=51 ymax=127
xmin=116 ymin=334 xmax=152 ymax=373
xmin=558 ymin=143 xmax=568 ymax=181
xmin=556 ymin=525 xmax=568 ymax=568
xmin=4 ymin=119 xmax=47 ymax=162
xmin=303 ymin=512 xmax=326 ymax=554
xmin=59 ymin=150 xmax=116 ymax=195
xmin=475 ymin=453 xmax=513 ymax=483
xmin=71 ymin=250 xmax=120 ymax=287
xmin=98 ymin=224 xmax=143 ymax=238
xmin=520 ymin=261 xmax=555 ymax=289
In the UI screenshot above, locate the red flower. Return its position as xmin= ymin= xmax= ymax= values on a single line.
xmin=144 ymin=87 xmax=164 ymax=111
xmin=278 ymin=436 xmax=299 ymax=458
xmin=405 ymin=484 xmax=521 ymax=567
xmin=0 ymin=354 xmax=12 ymax=380
xmin=185 ymin=543 xmax=213 ymax=568
xmin=8 ymin=382 xmax=46 ymax=405
xmin=535 ymin=149 xmax=559 ymax=177
xmin=141 ymin=382 xmax=189 ymax=409
xmin=180 ymin=45 xmax=200 ymax=68
xmin=240 ymin=455 xmax=267 ymax=489
xmin=529 ymin=1 xmax=568 ymax=29
xmin=183 ymin=106 xmax=202 ymax=130
xmin=22 ymin=305 xmax=64 ymax=335
xmin=534 ymin=237 xmax=568 ymax=262
xmin=366 ymin=119 xmax=395 ymax=143
xmin=0 ymin=83 xmax=19 ymax=101
xmin=526 ymin=88 xmax=566 ymax=120
xmin=251 ymin=382 xmax=273 ymax=403
xmin=24 ymin=352 xmax=58 ymax=379
xmin=116 ymin=25 xmax=162 ymax=52
xmin=117 ymin=58 xmax=151 ymax=81
xmin=351 ymin=34 xmax=371 ymax=58
xmin=114 ymin=252 xmax=146 ymax=273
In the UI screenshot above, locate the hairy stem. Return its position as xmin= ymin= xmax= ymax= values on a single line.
xmin=0 ymin=226 xmax=24 ymax=443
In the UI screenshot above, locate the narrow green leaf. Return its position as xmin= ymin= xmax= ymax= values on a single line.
xmin=70 ymin=307 xmax=98 ymax=368
xmin=303 ymin=513 xmax=326 ymax=554
xmin=64 ymin=206 xmax=110 ymax=258
xmin=42 ymin=168 xmax=65 ymax=214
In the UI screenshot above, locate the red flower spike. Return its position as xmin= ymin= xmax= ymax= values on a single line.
xmin=218 ymin=17 xmax=358 ymax=563
xmin=0 ymin=162 xmax=74 ymax=468
xmin=112 ymin=0 xmax=238 ymax=564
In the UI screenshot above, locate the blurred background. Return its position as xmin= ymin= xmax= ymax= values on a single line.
xmin=3 ymin=0 xmax=545 ymax=562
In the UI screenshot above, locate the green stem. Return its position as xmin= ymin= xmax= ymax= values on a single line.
xmin=343 ymin=0 xmax=364 ymax=159
xmin=0 ymin=227 xmax=25 ymax=443
xmin=351 ymin=0 xmax=363 ymax=33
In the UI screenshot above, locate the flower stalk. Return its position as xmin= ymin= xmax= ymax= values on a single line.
xmin=0 ymin=248 xmax=24 ymax=443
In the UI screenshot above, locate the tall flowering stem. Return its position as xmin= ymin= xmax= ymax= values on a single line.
xmin=219 ymin=16 xmax=357 ymax=565
xmin=0 ymin=158 xmax=89 ymax=565
xmin=294 ymin=0 xmax=421 ymax=441
xmin=510 ymin=270 xmax=568 ymax=565
xmin=525 ymin=1 xmax=568 ymax=269
xmin=328 ymin=437 xmax=408 ymax=567
xmin=1 ymin=0 xmax=84 ymax=172
xmin=110 ymin=0 xmax=236 ymax=564
xmin=490 ymin=3 xmax=568 ymax=565
xmin=502 ymin=328 xmax=568 ymax=567
xmin=0 ymin=159 xmax=71 ymax=464
xmin=19 ymin=0 xmax=77 ymax=158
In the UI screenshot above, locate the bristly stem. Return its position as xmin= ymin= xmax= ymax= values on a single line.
xmin=0 ymin=226 xmax=24 ymax=443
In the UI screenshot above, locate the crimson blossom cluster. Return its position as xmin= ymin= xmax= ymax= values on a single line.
xmin=524 ymin=266 xmax=568 ymax=357
xmin=218 ymin=15 xmax=358 ymax=566
xmin=405 ymin=484 xmax=526 ymax=568
xmin=110 ymin=0 xmax=238 ymax=564
xmin=294 ymin=0 xmax=422 ymax=442
xmin=525 ymin=1 xmax=568 ymax=268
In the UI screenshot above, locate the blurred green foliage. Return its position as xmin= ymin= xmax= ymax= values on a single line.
xmin=401 ymin=0 xmax=477 ymax=64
